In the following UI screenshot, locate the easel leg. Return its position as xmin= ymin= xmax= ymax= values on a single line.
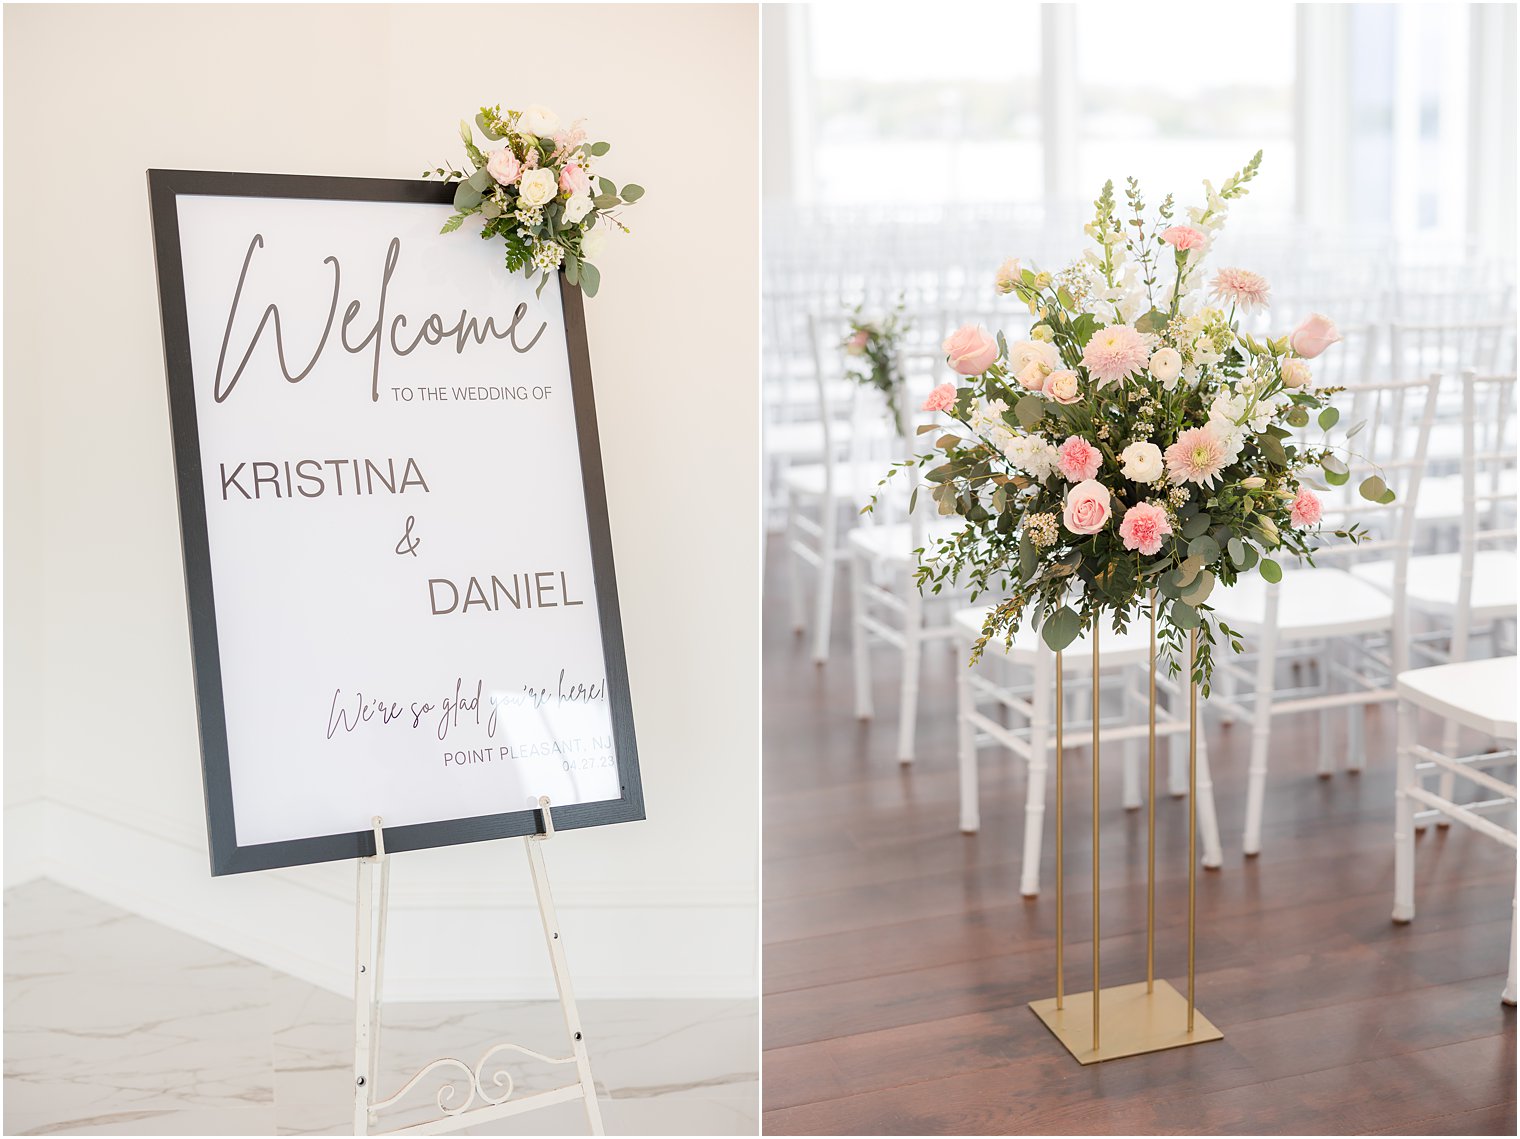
xmin=526 ymin=827 xmax=606 ymax=1136
xmin=354 ymin=856 xmax=376 ymax=1136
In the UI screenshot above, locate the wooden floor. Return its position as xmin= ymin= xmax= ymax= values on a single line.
xmin=762 ymin=547 xmax=1516 ymax=1136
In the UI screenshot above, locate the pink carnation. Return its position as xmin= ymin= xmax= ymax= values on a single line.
xmin=1290 ymin=485 xmax=1323 ymax=527
xmin=1081 ymin=324 xmax=1150 ymax=386
xmin=1057 ymin=435 xmax=1101 ymax=482
xmin=1160 ymin=225 xmax=1206 ymax=250
xmin=921 ymin=382 xmax=958 ymax=413
xmin=1119 ymin=502 xmax=1173 ymax=556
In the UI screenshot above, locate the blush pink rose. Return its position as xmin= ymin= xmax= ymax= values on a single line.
xmin=1063 ymin=480 xmax=1112 ymax=535
xmin=846 ymin=329 xmax=869 ymax=355
xmin=1160 ymin=225 xmax=1206 ymax=250
xmin=486 ymin=148 xmax=523 ymax=185
xmin=921 ymin=382 xmax=958 ymax=413
xmin=1290 ymin=485 xmax=1323 ymax=527
xmin=1043 ymin=369 xmax=1081 ymax=405
xmin=1057 ymin=435 xmax=1101 ymax=482
xmin=1119 ymin=502 xmax=1173 ymax=556
xmin=942 ymin=324 xmax=1000 ymax=376
xmin=559 ymin=163 xmax=590 ymax=196
xmin=1289 ymin=312 xmax=1342 ymax=359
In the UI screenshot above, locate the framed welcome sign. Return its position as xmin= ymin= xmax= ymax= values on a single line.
xmin=148 ymin=170 xmax=643 ymax=875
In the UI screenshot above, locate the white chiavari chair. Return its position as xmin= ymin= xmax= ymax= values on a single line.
xmin=954 ymin=608 xmax=1224 ymax=897
xmin=1391 ymin=655 xmax=1517 ymax=1005
xmin=1208 ymin=375 xmax=1440 ymax=857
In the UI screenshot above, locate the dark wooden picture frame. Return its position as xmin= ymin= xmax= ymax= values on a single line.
xmin=147 ymin=169 xmax=644 ymax=875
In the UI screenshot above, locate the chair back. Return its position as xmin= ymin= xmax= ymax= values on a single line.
xmin=1451 ymin=371 xmax=1520 ymax=660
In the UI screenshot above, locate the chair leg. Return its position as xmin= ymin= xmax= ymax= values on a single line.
xmin=1122 ymin=675 xmax=1141 ymax=810
xmin=850 ymin=551 xmax=872 ymax=720
xmin=1504 ymin=894 xmax=1517 ymax=1007
xmin=1392 ymin=700 xmax=1416 ymax=923
xmin=1243 ymin=626 xmax=1278 ymax=857
xmin=1435 ymin=720 xmax=1458 ymax=826
xmin=1168 ymin=725 xmax=1187 ymax=798
xmin=1318 ymin=640 xmax=1336 ymax=777
xmin=1195 ymin=714 xmax=1223 ymax=870
xmin=896 ymin=579 xmax=923 ymax=764
xmin=957 ymin=649 xmax=979 ymax=834
xmin=785 ymin=491 xmax=804 ymax=634
xmin=1216 ymin=656 xmax=1237 ymax=727
xmin=1019 ymin=659 xmax=1050 ymax=897
xmin=811 ymin=503 xmax=837 ymax=665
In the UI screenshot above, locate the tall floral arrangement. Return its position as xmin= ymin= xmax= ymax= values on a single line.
xmin=426 ymin=104 xmax=643 ymax=297
xmin=906 ymin=154 xmax=1391 ymax=689
xmin=842 ymin=301 xmax=911 ymax=432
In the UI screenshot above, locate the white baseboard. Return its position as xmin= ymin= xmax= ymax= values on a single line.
xmin=21 ymin=789 xmax=757 ymax=1002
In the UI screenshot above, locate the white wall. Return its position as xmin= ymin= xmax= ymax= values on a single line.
xmin=3 ymin=3 xmax=760 ymax=1000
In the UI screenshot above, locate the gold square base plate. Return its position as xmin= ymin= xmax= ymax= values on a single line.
xmin=1029 ymin=979 xmax=1222 ymax=1064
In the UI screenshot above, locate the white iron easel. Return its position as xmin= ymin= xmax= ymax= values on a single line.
xmin=352 ymin=798 xmax=606 ymax=1135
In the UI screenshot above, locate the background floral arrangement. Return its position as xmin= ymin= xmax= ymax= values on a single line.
xmin=426 ymin=104 xmax=643 ymax=297
xmin=842 ymin=301 xmax=911 ymax=432
xmin=903 ymin=154 xmax=1393 ymax=689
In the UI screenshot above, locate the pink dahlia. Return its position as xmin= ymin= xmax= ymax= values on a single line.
xmin=1165 ymin=425 xmax=1229 ymax=488
xmin=921 ymin=382 xmax=957 ymax=413
xmin=1081 ymin=324 xmax=1150 ymax=387
xmin=1290 ymin=485 xmax=1323 ymax=527
xmin=1057 ymin=435 xmax=1101 ymax=482
xmin=1160 ymin=225 xmax=1206 ymax=250
xmin=1119 ymin=502 xmax=1173 ymax=556
xmin=1211 ymin=267 xmax=1272 ymax=312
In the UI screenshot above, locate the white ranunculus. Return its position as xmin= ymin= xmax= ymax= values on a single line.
xmin=517 ymin=168 xmax=557 ymax=208
xmin=520 ymin=104 xmax=560 ymax=136
xmin=1008 ymin=339 xmax=1060 ymax=376
xmin=1148 ymin=347 xmax=1182 ymax=384
xmin=581 ymin=224 xmax=608 ymax=259
xmin=563 ymin=194 xmax=594 ymax=225
xmin=1119 ymin=441 xmax=1164 ymax=483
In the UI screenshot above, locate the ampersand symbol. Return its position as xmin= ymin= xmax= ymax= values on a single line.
xmin=395 ymin=515 xmax=421 ymax=557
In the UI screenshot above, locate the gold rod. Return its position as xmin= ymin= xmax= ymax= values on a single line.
xmin=1187 ymin=628 xmax=1198 ymax=1034
xmin=1147 ymin=590 xmax=1157 ymax=993
xmin=1055 ymin=649 xmax=1064 ymax=1011
xmin=1091 ymin=620 xmax=1100 ymax=1053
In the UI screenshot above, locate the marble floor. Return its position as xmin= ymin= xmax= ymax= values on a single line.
xmin=4 ymin=880 xmax=758 ymax=1136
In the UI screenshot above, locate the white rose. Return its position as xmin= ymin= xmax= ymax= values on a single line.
xmin=1281 ymin=358 xmax=1311 ymax=389
xmin=563 ymin=194 xmax=594 ymax=225
xmin=1119 ymin=441 xmax=1164 ymax=483
xmin=1149 ymin=347 xmax=1182 ymax=384
xmin=1009 ymin=339 xmax=1060 ymax=375
xmin=520 ymin=104 xmax=560 ymax=136
xmin=581 ymin=224 xmax=608 ymax=259
xmin=518 ymin=168 xmax=557 ymax=208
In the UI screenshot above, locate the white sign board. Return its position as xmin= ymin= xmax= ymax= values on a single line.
xmin=149 ymin=171 xmax=642 ymax=874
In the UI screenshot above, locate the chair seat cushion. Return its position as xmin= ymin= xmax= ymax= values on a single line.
xmin=1397 ymin=656 xmax=1518 ymax=739
xmin=1209 ymin=567 xmax=1395 ymax=638
xmin=1349 ymin=550 xmax=1517 ymax=618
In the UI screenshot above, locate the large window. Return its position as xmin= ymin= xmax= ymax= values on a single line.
xmin=806 ymin=5 xmax=1042 ymax=205
xmin=1074 ymin=4 xmax=1295 ymax=213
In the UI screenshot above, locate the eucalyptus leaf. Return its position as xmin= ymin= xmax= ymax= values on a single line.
xmin=1325 ymin=467 xmax=1350 ymax=486
xmin=1322 ymin=454 xmax=1348 ymax=476
xmin=1171 ymin=602 xmax=1202 ymax=630
xmin=474 ymin=113 xmax=502 ymax=140
xmin=1182 ymin=512 xmax=1213 ymax=540
xmin=579 ymin=261 xmax=601 ymax=298
xmin=452 ymin=181 xmax=483 ymax=210
xmin=1260 ymin=558 xmax=1283 ymax=584
xmin=588 ymin=141 xmax=611 ymax=156
xmin=1180 ymin=569 xmax=1215 ymax=607
xmin=1318 ymin=407 xmax=1340 ymax=431
xmin=1286 ymin=406 xmax=1310 ymax=428
xmin=1014 ymin=394 xmax=1045 ymax=431
xmin=1042 ymin=606 xmax=1082 ymax=652
xmin=1228 ymin=536 xmax=1245 ymax=566
xmin=619 ymin=183 xmax=645 ymax=202
xmin=1188 ymin=535 xmax=1221 ymax=564
xmin=1358 ymin=475 xmax=1387 ymax=502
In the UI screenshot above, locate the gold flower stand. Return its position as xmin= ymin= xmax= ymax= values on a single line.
xmin=1029 ymin=595 xmax=1224 ymax=1063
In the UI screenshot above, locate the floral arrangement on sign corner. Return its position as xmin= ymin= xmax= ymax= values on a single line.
xmin=842 ymin=300 xmax=911 ymax=432
xmin=425 ymin=103 xmax=644 ymax=297
xmin=900 ymin=152 xmax=1395 ymax=691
